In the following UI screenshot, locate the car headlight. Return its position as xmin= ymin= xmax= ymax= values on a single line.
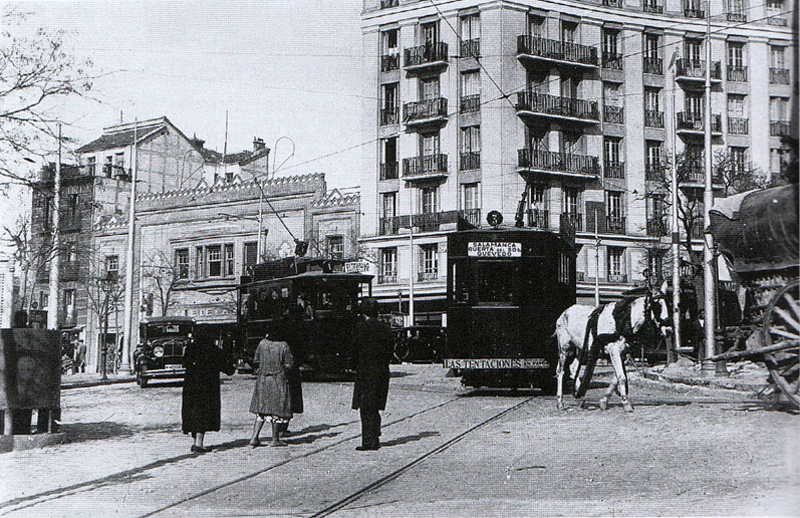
xmin=153 ymin=345 xmax=164 ymax=358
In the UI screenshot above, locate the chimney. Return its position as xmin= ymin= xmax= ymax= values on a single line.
xmin=253 ymin=137 xmax=266 ymax=152
xmin=190 ymin=134 xmax=205 ymax=149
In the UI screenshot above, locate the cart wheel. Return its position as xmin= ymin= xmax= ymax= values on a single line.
xmin=393 ymin=340 xmax=410 ymax=363
xmin=762 ymin=278 xmax=800 ymax=409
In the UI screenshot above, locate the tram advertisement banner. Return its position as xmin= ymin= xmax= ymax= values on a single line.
xmin=443 ymin=358 xmax=549 ymax=369
xmin=467 ymin=242 xmax=522 ymax=258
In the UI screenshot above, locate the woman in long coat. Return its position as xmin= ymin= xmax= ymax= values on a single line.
xmin=182 ymin=334 xmax=235 ymax=453
xmin=248 ymin=322 xmax=294 ymax=447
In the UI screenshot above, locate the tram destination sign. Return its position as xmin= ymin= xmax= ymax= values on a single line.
xmin=467 ymin=241 xmax=522 ymax=258
xmin=443 ymin=358 xmax=550 ymax=369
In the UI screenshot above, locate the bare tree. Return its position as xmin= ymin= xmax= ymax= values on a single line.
xmin=141 ymin=250 xmax=185 ymax=317
xmin=3 ymin=215 xmax=46 ymax=313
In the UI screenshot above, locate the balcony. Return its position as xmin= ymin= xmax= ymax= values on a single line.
xmin=646 ymin=163 xmax=665 ymax=181
xmin=460 ymin=151 xmax=480 ymax=171
xmin=602 ymin=53 xmax=623 ymax=70
xmin=608 ymin=273 xmax=629 ymax=283
xmin=604 ymin=105 xmax=624 ymax=124
xmin=679 ymin=165 xmax=724 ymax=187
xmin=404 ymin=42 xmax=449 ymax=72
xmin=460 ymin=39 xmax=480 ymax=58
xmin=644 ymin=109 xmax=664 ymax=128
xmin=643 ymin=2 xmax=664 ymax=13
xmin=726 ymin=11 xmax=747 ymax=21
xmin=604 ymin=161 xmax=625 ymax=179
xmin=461 ymin=208 xmax=482 ymax=228
xmin=643 ymin=56 xmax=663 ymax=75
xmin=418 ymin=271 xmax=439 ymax=282
xmin=770 ymin=68 xmax=790 ymax=85
xmin=516 ymin=35 xmax=598 ymax=69
xmin=460 ymin=94 xmax=480 ymax=113
xmin=603 ymin=0 xmax=623 ymax=6
xmin=379 ymin=210 xmax=468 ymax=235
xmin=727 ymin=65 xmax=748 ymax=82
xmin=403 ymin=98 xmax=448 ymax=127
xmin=380 ymin=0 xmax=398 ymax=8
xmin=728 ymin=117 xmax=749 ymax=135
xmin=378 ymin=273 xmax=397 ymax=284
xmin=676 ymin=112 xmax=722 ymax=136
xmin=380 ymin=108 xmax=399 ymax=126
xmin=518 ymin=148 xmax=600 ymax=179
xmin=675 ymin=59 xmax=722 ymax=83
xmin=768 ymin=16 xmax=788 ymax=26
xmin=402 ymin=154 xmax=448 ymax=180
xmin=381 ymin=53 xmax=399 ymax=72
xmin=771 ymin=121 xmax=791 ymax=137
xmin=647 ymin=219 xmax=668 ymax=237
xmin=683 ymin=3 xmax=705 ymax=17
xmin=606 ymin=217 xmax=626 ymax=234
xmin=562 ymin=212 xmax=583 ymax=232
xmin=526 ymin=208 xmax=550 ymax=229
xmin=380 ymin=162 xmax=399 ymax=180
xmin=515 ymin=91 xmax=599 ymax=124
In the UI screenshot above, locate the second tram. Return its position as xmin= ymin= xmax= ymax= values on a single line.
xmin=444 ymin=226 xmax=578 ymax=390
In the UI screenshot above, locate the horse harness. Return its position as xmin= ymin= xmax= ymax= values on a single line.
xmin=580 ymin=295 xmax=659 ymax=366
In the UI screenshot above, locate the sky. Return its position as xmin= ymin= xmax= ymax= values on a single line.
xmin=1 ymin=0 xmax=369 ymax=251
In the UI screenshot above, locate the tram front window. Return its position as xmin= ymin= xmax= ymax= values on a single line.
xmin=473 ymin=261 xmax=521 ymax=305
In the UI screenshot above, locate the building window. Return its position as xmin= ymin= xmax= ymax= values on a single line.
xmin=64 ymin=289 xmax=76 ymax=322
xmin=243 ymin=242 xmax=258 ymax=274
xmin=460 ymin=71 xmax=481 ymax=113
xmin=604 ymin=137 xmax=622 ymax=164
xmin=421 ymin=20 xmax=439 ymax=46
xmin=380 ymin=83 xmax=399 ymax=125
xmin=728 ymin=0 xmax=746 ymax=18
xmin=728 ymin=42 xmax=745 ymax=68
xmin=225 ymin=244 xmax=235 ymax=276
xmin=460 ymin=125 xmax=480 ymax=171
xmin=730 ymin=147 xmax=748 ymax=173
xmin=175 ymin=249 xmax=189 ymax=279
xmin=770 ymin=97 xmax=789 ymax=121
xmin=327 ymin=235 xmax=344 ymax=260
xmin=648 ymin=249 xmax=664 ymax=281
xmin=685 ymin=39 xmax=702 ymax=64
xmin=106 ymin=255 xmax=119 ymax=276
xmin=460 ymin=14 xmax=480 ymax=57
xmin=561 ymin=22 xmax=576 ymax=44
xmin=770 ymin=46 xmax=785 ymax=68
xmin=607 ymin=247 xmax=625 ymax=281
xmin=528 ymin=14 xmax=546 ymax=37
xmin=114 ymin=153 xmax=125 ymax=177
xmin=606 ymin=190 xmax=624 ymax=220
xmin=86 ymin=156 xmax=96 ymax=176
xmin=195 ymin=246 xmax=203 ymax=278
xmin=463 ymin=183 xmax=480 ymax=211
xmin=646 ymin=140 xmax=663 ymax=178
xmin=207 ymin=245 xmax=222 ymax=277
xmin=381 ymin=28 xmax=399 ymax=71
xmin=380 ymin=248 xmax=397 ymax=283
xmin=381 ymin=137 xmax=398 ymax=180
xmin=420 ymin=132 xmax=440 ymax=158
xmin=420 ymin=244 xmax=438 ymax=281
xmin=420 ymin=187 xmax=438 ymax=214
xmin=382 ymin=192 xmax=396 ymax=218
xmin=104 ymin=156 xmax=113 ymax=177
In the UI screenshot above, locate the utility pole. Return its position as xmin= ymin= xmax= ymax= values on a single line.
xmin=47 ymin=124 xmax=61 ymax=331
xmin=408 ymin=191 xmax=415 ymax=327
xmin=594 ymin=206 xmax=600 ymax=306
xmin=121 ymin=120 xmax=138 ymax=374
xmin=670 ymin=61 xmax=682 ymax=358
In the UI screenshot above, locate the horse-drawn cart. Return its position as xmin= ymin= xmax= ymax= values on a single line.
xmin=708 ymin=184 xmax=799 ymax=409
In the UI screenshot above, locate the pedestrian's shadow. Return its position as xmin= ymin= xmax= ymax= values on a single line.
xmin=381 ymin=431 xmax=439 ymax=447
xmin=60 ymin=422 xmax=136 ymax=443
xmin=285 ymin=431 xmax=342 ymax=445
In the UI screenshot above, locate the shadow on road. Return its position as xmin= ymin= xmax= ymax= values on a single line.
xmin=61 ymin=422 xmax=137 ymax=442
xmin=381 ymin=431 xmax=440 ymax=447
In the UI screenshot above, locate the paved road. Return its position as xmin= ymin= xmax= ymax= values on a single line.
xmin=1 ymin=364 xmax=797 ymax=517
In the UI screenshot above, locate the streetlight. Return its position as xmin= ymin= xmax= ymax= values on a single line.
xmin=100 ymin=271 xmax=117 ymax=380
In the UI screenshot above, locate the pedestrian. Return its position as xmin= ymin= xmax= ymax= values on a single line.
xmin=74 ymin=340 xmax=87 ymax=373
xmin=181 ymin=331 xmax=236 ymax=454
xmin=350 ymin=298 xmax=394 ymax=451
xmin=248 ymin=320 xmax=295 ymax=447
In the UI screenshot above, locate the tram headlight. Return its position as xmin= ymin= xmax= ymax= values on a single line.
xmin=153 ymin=345 xmax=164 ymax=358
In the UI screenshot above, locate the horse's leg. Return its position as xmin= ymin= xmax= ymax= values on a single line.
xmin=556 ymin=349 xmax=568 ymax=411
xmin=599 ymin=364 xmax=618 ymax=411
xmin=607 ymin=340 xmax=633 ymax=412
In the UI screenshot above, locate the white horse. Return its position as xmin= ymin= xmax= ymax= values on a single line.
xmin=554 ymin=282 xmax=671 ymax=412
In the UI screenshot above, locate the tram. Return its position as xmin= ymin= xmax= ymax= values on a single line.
xmin=444 ymin=214 xmax=579 ymax=390
xmin=236 ymin=256 xmax=373 ymax=376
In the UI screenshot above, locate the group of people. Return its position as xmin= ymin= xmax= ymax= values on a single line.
xmin=180 ymin=298 xmax=394 ymax=453
xmin=61 ymin=338 xmax=87 ymax=375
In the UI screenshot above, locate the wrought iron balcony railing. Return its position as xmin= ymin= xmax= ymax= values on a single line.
xmin=676 ymin=112 xmax=722 ymax=133
xmin=403 ymin=98 xmax=448 ymax=124
xmin=526 ymin=208 xmax=550 ymax=229
xmin=461 ymin=208 xmax=481 ymax=228
xmin=727 ymin=65 xmax=748 ymax=82
xmin=646 ymin=163 xmax=665 ymax=181
xmin=562 ymin=212 xmax=583 ymax=232
xmin=647 ymin=219 xmax=668 ymax=237
xmin=726 ymin=11 xmax=746 ymax=21
xmin=381 ymin=53 xmax=399 ymax=72
xmin=770 ymin=68 xmax=790 ymax=85
xmin=645 ymin=110 xmax=664 ymax=128
xmin=380 ymin=108 xmax=399 ymax=126
xmin=768 ymin=16 xmax=788 ymax=26
xmin=643 ymin=2 xmax=664 ymax=13
xmin=402 ymin=154 xmax=448 ymax=179
xmin=606 ymin=216 xmax=626 ymax=234
xmin=602 ymin=53 xmax=623 ymax=70
xmin=603 ymin=0 xmax=623 ymax=6
xmin=604 ymin=105 xmax=624 ymax=124
xmin=728 ymin=117 xmax=749 ymax=135
xmin=608 ymin=273 xmax=629 ymax=283
xmin=404 ymin=42 xmax=449 ymax=69
xmin=684 ymin=5 xmax=705 ymax=18
xmin=518 ymin=148 xmax=600 ymax=177
xmin=418 ymin=271 xmax=439 ymax=282
xmin=675 ymin=59 xmax=722 ymax=80
xmin=643 ymin=56 xmax=663 ymax=75
xmin=380 ymin=162 xmax=399 ymax=180
xmin=380 ymin=0 xmax=398 ymax=8
xmin=515 ymin=91 xmax=599 ymax=122
xmin=516 ymin=35 xmax=598 ymax=67
xmin=604 ymin=161 xmax=625 ymax=179
xmin=379 ymin=210 xmax=466 ymax=236
xmin=771 ymin=121 xmax=791 ymax=136
xmin=378 ymin=273 xmax=397 ymax=284
xmin=460 ymin=151 xmax=480 ymax=171
xmin=460 ymin=94 xmax=480 ymax=113
xmin=460 ymin=39 xmax=480 ymax=58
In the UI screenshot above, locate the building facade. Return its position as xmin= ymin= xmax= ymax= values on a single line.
xmin=360 ymin=0 xmax=796 ymax=321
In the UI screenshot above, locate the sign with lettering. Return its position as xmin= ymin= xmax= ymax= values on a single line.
xmin=344 ymin=261 xmax=370 ymax=273
xmin=443 ymin=358 xmax=550 ymax=369
xmin=467 ymin=242 xmax=522 ymax=258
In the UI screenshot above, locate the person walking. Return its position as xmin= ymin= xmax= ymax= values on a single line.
xmin=248 ymin=321 xmax=295 ymax=447
xmin=74 ymin=340 xmax=87 ymax=373
xmin=182 ymin=332 xmax=235 ymax=454
xmin=350 ymin=298 xmax=394 ymax=451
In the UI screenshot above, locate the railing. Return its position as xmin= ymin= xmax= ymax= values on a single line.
xmin=403 ymin=98 xmax=448 ymax=123
xmin=381 ymin=53 xmax=399 ymax=72
xmin=643 ymin=2 xmax=664 ymax=13
xmin=604 ymin=105 xmax=624 ymax=124
xmin=676 ymin=112 xmax=722 ymax=133
xmin=516 ymin=35 xmax=598 ymax=66
xmin=378 ymin=273 xmax=397 ymax=284
xmin=647 ymin=219 xmax=668 ymax=237
xmin=418 ymin=271 xmax=438 ymax=282
xmin=380 ymin=108 xmax=399 ymax=126
xmin=606 ymin=216 xmax=625 ymax=234
xmin=562 ymin=212 xmax=583 ymax=232
xmin=460 ymin=151 xmax=480 ymax=171
xmin=675 ymin=59 xmax=721 ymax=80
xmin=726 ymin=11 xmax=746 ymax=21
xmin=404 ymin=42 xmax=449 ymax=68
xmin=680 ymin=169 xmax=724 ymax=185
xmin=516 ymin=91 xmax=599 ymax=121
xmin=604 ymin=161 xmax=625 ymax=179
xmin=603 ymin=0 xmax=623 ymax=6
xmin=771 ymin=121 xmax=791 ymax=136
xmin=608 ymin=273 xmax=629 ymax=283
xmin=380 ymin=162 xmax=399 ymax=180
xmin=644 ymin=109 xmax=664 ymax=128
xmin=402 ymin=154 xmax=448 ymax=178
xmin=518 ymin=148 xmax=600 ymax=177
xmin=768 ymin=16 xmax=788 ymax=26
xmin=643 ymin=56 xmax=663 ymax=75
xmin=727 ymin=65 xmax=748 ymax=82
xmin=728 ymin=117 xmax=749 ymax=135
xmin=526 ymin=208 xmax=550 ymax=228
xmin=460 ymin=39 xmax=480 ymax=58
xmin=770 ymin=68 xmax=790 ymax=85
xmin=684 ymin=5 xmax=705 ymax=17
xmin=380 ymin=0 xmax=399 ymax=7
xmin=461 ymin=208 xmax=481 ymax=227
xmin=460 ymin=94 xmax=480 ymax=113
xmin=602 ymin=53 xmax=623 ymax=70
xmin=646 ymin=163 xmax=665 ymax=181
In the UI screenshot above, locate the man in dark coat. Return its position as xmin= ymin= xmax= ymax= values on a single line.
xmin=182 ymin=333 xmax=235 ymax=453
xmin=351 ymin=298 xmax=394 ymax=451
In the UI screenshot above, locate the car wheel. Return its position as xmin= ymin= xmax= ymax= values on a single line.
xmin=393 ymin=341 xmax=410 ymax=363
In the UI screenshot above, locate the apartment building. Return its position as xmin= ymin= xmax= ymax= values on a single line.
xmin=360 ymin=0 xmax=796 ymax=321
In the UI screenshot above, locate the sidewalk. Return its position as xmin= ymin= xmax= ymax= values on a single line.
xmin=60 ymin=372 xmax=135 ymax=389
xmin=643 ymin=357 xmax=771 ymax=394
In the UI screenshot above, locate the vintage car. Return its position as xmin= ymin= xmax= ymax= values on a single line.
xmin=133 ymin=316 xmax=197 ymax=387
xmin=392 ymin=325 xmax=446 ymax=363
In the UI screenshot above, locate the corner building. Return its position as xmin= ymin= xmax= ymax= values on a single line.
xmin=360 ymin=0 xmax=796 ymax=320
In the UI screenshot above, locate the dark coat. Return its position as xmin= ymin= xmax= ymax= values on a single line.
xmin=351 ymin=317 xmax=394 ymax=411
xmin=249 ymin=339 xmax=294 ymax=418
xmin=181 ymin=342 xmax=235 ymax=434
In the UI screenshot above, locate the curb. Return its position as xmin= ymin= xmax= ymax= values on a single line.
xmin=61 ymin=377 xmax=135 ymax=390
xmin=642 ymin=370 xmax=767 ymax=393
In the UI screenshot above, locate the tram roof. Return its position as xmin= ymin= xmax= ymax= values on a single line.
xmin=239 ymin=270 xmax=373 ymax=287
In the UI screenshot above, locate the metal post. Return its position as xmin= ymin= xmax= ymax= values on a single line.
xmin=101 ymin=289 xmax=109 ymax=380
xmin=670 ymin=66 xmax=682 ymax=358
xmin=701 ymin=4 xmax=717 ymax=375
xmin=594 ymin=207 xmax=600 ymax=306
xmin=257 ymin=181 xmax=264 ymax=262
xmin=47 ymin=124 xmax=61 ymax=330
xmin=121 ymin=120 xmax=138 ymax=373
xmin=408 ymin=191 xmax=415 ymax=326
